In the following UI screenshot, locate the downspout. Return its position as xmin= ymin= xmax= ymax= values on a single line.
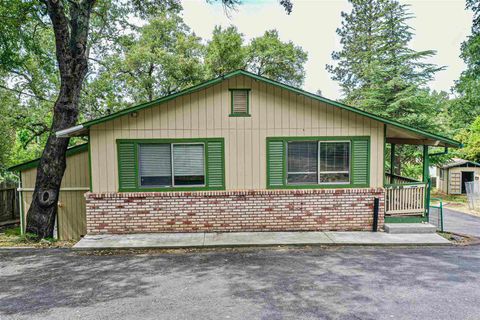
xmin=12 ymin=172 xmax=25 ymax=235
xmin=423 ymin=146 xmax=430 ymax=220
xmin=425 ymin=146 xmax=449 ymax=219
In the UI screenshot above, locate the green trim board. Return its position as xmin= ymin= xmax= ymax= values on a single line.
xmin=70 ymin=69 xmax=461 ymax=148
xmin=116 ymin=138 xmax=225 ymax=192
xmin=8 ymin=143 xmax=89 ymax=172
xmin=229 ymin=88 xmax=251 ymax=117
xmin=266 ymin=136 xmax=370 ymax=189
xmin=88 ymin=135 xmax=93 ymax=192
xmin=385 ymin=216 xmax=428 ymax=223
xmin=19 ymin=173 xmax=25 ymax=235
xmin=383 ymin=124 xmax=387 ymax=186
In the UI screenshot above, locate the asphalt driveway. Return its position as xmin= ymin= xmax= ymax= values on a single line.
xmin=1 ymin=245 xmax=479 ymax=320
xmin=443 ymin=208 xmax=480 ymax=237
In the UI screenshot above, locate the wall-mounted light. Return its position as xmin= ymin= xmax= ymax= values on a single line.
xmin=131 ymin=111 xmax=138 ymax=118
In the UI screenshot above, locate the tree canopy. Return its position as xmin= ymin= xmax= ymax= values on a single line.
xmin=0 ymin=1 xmax=302 ymax=181
xmin=326 ymin=0 xmax=450 ymax=177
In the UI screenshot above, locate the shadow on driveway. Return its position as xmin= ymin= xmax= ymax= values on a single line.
xmin=0 ymin=246 xmax=479 ymax=319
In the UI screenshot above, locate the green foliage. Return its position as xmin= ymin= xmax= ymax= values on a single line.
xmin=247 ymin=30 xmax=307 ymax=87
xmin=402 ymin=162 xmax=423 ymax=181
xmin=117 ymin=12 xmax=205 ymax=102
xmin=0 ymin=1 xmax=306 ymax=180
xmin=448 ymin=1 xmax=480 ymax=132
xmin=327 ymin=0 xmax=443 ymax=130
xmin=204 ymin=27 xmax=308 ymax=86
xmin=205 ymin=26 xmax=246 ymax=77
xmin=327 ymin=0 xmax=448 ymax=174
xmin=4 ymin=227 xmax=21 ymax=237
xmin=455 ymin=116 xmax=480 ymax=162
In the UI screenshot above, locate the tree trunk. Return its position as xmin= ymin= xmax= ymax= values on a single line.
xmin=26 ymin=0 xmax=95 ymax=239
xmin=25 ymin=83 xmax=83 ymax=238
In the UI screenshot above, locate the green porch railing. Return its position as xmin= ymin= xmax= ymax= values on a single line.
xmin=385 ymin=173 xmax=419 ymax=184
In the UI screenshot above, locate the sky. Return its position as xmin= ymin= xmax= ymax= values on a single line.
xmin=181 ymin=0 xmax=474 ymax=100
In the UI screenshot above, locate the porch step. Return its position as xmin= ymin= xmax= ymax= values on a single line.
xmin=384 ymin=223 xmax=437 ymax=234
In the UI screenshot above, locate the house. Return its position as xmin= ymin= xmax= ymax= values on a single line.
xmin=10 ymin=70 xmax=462 ymax=239
xmin=437 ymin=158 xmax=480 ymax=195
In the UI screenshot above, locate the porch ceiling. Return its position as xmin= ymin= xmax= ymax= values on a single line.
xmin=385 ymin=125 xmax=461 ymax=148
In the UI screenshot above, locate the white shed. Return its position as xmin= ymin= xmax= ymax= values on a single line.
xmin=437 ymin=158 xmax=480 ymax=194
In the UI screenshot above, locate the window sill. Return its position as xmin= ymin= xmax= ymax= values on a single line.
xmin=229 ymin=113 xmax=251 ymax=117
xmin=267 ymin=184 xmax=369 ymax=190
xmin=119 ymin=186 xmax=225 ymax=192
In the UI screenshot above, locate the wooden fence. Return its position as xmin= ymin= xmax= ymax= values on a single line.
xmin=0 ymin=181 xmax=20 ymax=224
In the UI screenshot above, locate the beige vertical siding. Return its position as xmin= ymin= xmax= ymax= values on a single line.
xmin=437 ymin=167 xmax=448 ymax=193
xmin=90 ymin=74 xmax=385 ymax=192
xmin=20 ymin=150 xmax=89 ymax=240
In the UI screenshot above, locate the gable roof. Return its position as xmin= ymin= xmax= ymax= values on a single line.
xmin=56 ymin=69 xmax=462 ymax=148
xmin=440 ymin=158 xmax=480 ymax=169
xmin=8 ymin=143 xmax=88 ymax=172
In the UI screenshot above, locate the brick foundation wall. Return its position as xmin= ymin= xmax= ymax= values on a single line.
xmin=85 ymin=188 xmax=385 ymax=234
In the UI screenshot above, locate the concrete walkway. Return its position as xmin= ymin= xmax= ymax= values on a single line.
xmin=74 ymin=231 xmax=450 ymax=249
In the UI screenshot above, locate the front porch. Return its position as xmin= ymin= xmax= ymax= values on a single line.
xmin=384 ymin=173 xmax=429 ymax=223
xmin=382 ymin=126 xmax=453 ymax=223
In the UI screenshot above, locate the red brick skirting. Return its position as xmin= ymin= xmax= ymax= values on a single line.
xmin=85 ymin=188 xmax=385 ymax=234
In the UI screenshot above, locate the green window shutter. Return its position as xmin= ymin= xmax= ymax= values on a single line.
xmin=117 ymin=142 xmax=137 ymax=190
xmin=352 ymin=139 xmax=370 ymax=186
xmin=206 ymin=140 xmax=225 ymax=189
xmin=267 ymin=139 xmax=285 ymax=187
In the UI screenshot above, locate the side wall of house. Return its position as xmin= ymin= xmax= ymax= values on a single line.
xmin=89 ymin=75 xmax=385 ymax=192
xmin=21 ymin=150 xmax=90 ymax=240
xmin=437 ymin=167 xmax=447 ymax=193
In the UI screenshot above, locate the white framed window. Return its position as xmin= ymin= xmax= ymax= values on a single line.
xmin=138 ymin=143 xmax=205 ymax=187
xmin=286 ymin=140 xmax=350 ymax=185
xmin=287 ymin=141 xmax=318 ymax=184
xmin=318 ymin=141 xmax=350 ymax=184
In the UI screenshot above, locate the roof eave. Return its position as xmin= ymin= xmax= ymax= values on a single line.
xmin=55 ymin=125 xmax=87 ymax=138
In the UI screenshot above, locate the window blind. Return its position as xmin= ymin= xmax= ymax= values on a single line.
xmin=139 ymin=144 xmax=171 ymax=186
xmin=287 ymin=141 xmax=318 ymax=184
xmin=319 ymin=142 xmax=349 ymax=172
xmin=319 ymin=141 xmax=350 ymax=183
xmin=173 ymin=144 xmax=204 ymax=177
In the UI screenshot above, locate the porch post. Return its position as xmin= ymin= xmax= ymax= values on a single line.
xmin=423 ymin=145 xmax=430 ymax=218
xmin=390 ymin=143 xmax=395 ymax=177
xmin=422 ymin=145 xmax=429 ymax=182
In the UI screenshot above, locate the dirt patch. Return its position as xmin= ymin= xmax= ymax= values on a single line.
xmin=76 ymin=245 xmax=341 ymax=256
xmin=438 ymin=231 xmax=479 ymax=246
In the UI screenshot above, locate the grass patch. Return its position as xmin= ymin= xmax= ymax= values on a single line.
xmin=0 ymin=227 xmax=75 ymax=248
xmin=431 ymin=189 xmax=467 ymax=204
xmin=4 ymin=227 xmax=21 ymax=236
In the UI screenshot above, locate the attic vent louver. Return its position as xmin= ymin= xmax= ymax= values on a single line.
xmin=230 ymin=89 xmax=250 ymax=117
